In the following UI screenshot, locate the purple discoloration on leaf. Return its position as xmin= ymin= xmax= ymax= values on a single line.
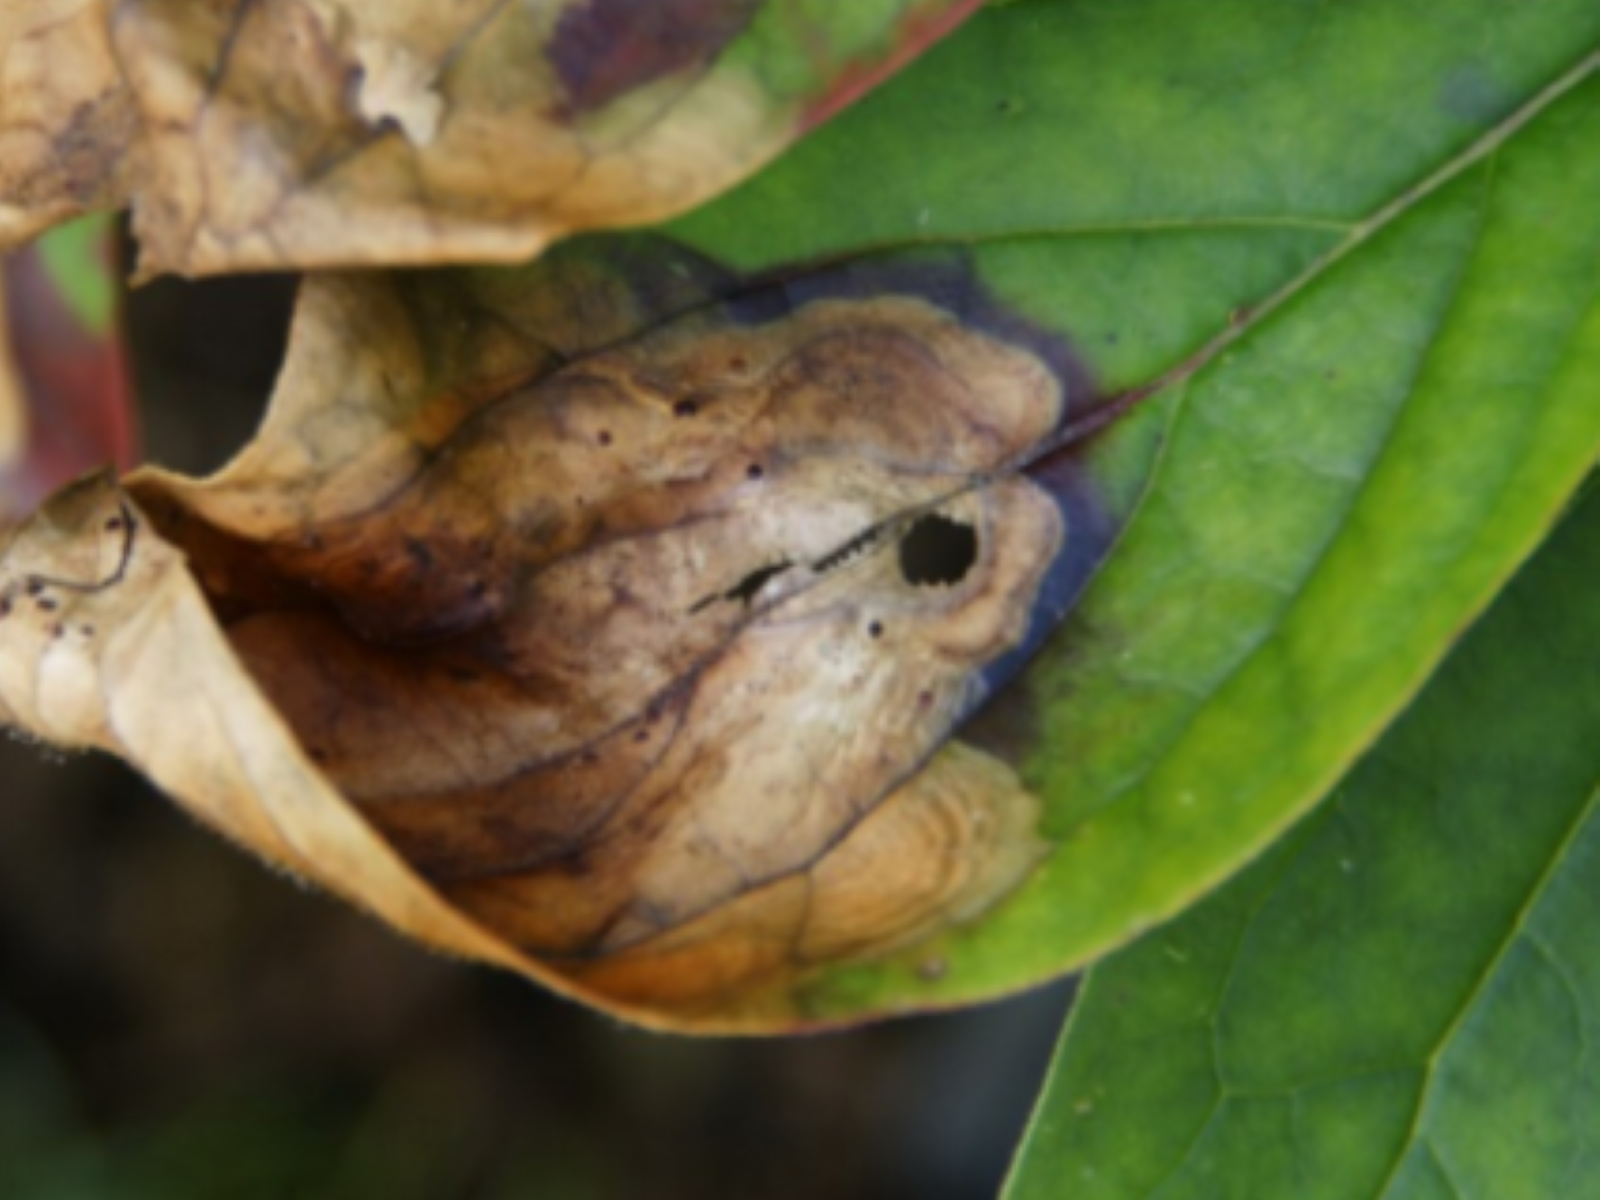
xmin=550 ymin=0 xmax=761 ymax=115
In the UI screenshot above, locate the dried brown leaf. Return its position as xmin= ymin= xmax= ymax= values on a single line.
xmin=0 ymin=249 xmax=1110 ymax=1028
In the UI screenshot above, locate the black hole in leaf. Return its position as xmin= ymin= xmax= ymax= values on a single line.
xmin=898 ymin=515 xmax=977 ymax=587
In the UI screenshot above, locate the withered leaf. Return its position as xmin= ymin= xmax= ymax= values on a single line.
xmin=0 ymin=246 xmax=1122 ymax=1028
xmin=0 ymin=0 xmax=983 ymax=272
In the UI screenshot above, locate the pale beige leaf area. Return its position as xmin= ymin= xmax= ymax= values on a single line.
xmin=0 ymin=263 xmax=1086 ymax=1028
xmin=0 ymin=0 xmax=135 ymax=247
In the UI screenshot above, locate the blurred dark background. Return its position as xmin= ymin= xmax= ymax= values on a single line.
xmin=0 ymin=265 xmax=1074 ymax=1200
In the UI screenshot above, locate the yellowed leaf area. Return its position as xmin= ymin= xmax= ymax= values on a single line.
xmin=0 ymin=0 xmax=967 ymax=274
xmin=0 ymin=268 xmax=1074 ymax=1029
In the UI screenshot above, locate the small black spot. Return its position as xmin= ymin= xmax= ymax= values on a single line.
xmin=868 ymin=621 xmax=883 ymax=639
xmin=37 ymin=597 xmax=58 ymax=612
xmin=746 ymin=463 xmax=764 ymax=481
xmin=633 ymin=729 xmax=649 ymax=744
xmin=51 ymin=624 xmax=64 ymax=639
xmin=898 ymin=514 xmax=978 ymax=587
xmin=24 ymin=579 xmax=43 ymax=596
xmin=0 ymin=598 xmax=10 ymax=617
xmin=80 ymin=625 xmax=95 ymax=638
xmin=597 ymin=430 xmax=613 ymax=447
xmin=105 ymin=517 xmax=123 ymax=531
xmin=673 ymin=399 xmax=698 ymax=418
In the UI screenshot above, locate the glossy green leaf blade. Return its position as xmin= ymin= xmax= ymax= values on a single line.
xmin=1004 ymin=474 xmax=1600 ymax=1200
xmin=663 ymin=0 xmax=1600 ymax=1023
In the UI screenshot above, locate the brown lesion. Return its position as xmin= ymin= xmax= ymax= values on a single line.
xmin=139 ymin=294 xmax=1068 ymax=1009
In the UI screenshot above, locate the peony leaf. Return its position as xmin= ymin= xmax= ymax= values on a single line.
xmin=3 ymin=0 xmax=1598 ymax=1034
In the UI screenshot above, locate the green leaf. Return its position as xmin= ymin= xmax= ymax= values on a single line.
xmin=659 ymin=0 xmax=1600 ymax=1022
xmin=1003 ymin=475 xmax=1600 ymax=1199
